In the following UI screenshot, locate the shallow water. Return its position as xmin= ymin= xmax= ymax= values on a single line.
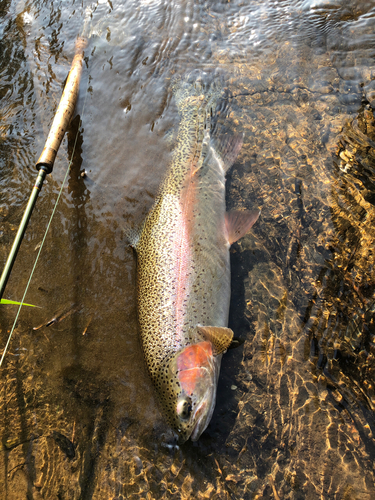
xmin=1 ymin=0 xmax=375 ymax=498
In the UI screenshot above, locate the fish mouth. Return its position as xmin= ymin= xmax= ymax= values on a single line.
xmin=189 ymin=360 xmax=219 ymax=441
xmin=190 ymin=385 xmax=217 ymax=441
xmin=190 ymin=400 xmax=208 ymax=441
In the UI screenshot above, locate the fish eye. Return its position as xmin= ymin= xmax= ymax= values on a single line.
xmin=176 ymin=396 xmax=192 ymax=421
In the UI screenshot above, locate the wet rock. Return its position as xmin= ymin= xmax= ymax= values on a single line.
xmin=364 ymin=80 xmax=375 ymax=108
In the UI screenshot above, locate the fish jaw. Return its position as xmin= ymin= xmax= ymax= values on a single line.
xmin=189 ymin=378 xmax=217 ymax=442
xmin=164 ymin=341 xmax=220 ymax=442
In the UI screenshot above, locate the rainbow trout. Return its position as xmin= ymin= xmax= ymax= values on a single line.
xmin=130 ymin=74 xmax=259 ymax=442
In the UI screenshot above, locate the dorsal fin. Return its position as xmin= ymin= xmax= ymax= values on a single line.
xmin=225 ymin=210 xmax=260 ymax=245
xmin=123 ymin=223 xmax=143 ymax=250
xmin=197 ymin=326 xmax=234 ymax=355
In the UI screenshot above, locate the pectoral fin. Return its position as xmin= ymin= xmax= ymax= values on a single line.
xmin=197 ymin=326 xmax=234 ymax=355
xmin=225 ymin=210 xmax=260 ymax=245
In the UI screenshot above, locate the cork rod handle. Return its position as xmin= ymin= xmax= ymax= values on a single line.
xmin=36 ymin=37 xmax=87 ymax=173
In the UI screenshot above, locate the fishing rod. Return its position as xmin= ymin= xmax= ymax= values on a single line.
xmin=0 ymin=36 xmax=86 ymax=301
xmin=0 ymin=3 xmax=102 ymax=369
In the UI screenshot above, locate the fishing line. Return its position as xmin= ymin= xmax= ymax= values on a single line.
xmin=0 ymin=51 xmax=91 ymax=370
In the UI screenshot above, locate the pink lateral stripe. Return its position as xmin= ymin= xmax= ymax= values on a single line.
xmin=174 ymin=206 xmax=190 ymax=338
xmin=173 ymin=153 xmax=200 ymax=339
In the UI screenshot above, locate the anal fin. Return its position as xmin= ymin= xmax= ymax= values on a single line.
xmin=211 ymin=133 xmax=244 ymax=173
xmin=197 ymin=326 xmax=234 ymax=355
xmin=225 ymin=210 xmax=260 ymax=245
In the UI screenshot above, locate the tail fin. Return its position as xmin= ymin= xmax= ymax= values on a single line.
xmin=171 ymin=72 xmax=222 ymax=118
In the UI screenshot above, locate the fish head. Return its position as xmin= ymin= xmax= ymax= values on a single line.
xmin=159 ymin=341 xmax=220 ymax=443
